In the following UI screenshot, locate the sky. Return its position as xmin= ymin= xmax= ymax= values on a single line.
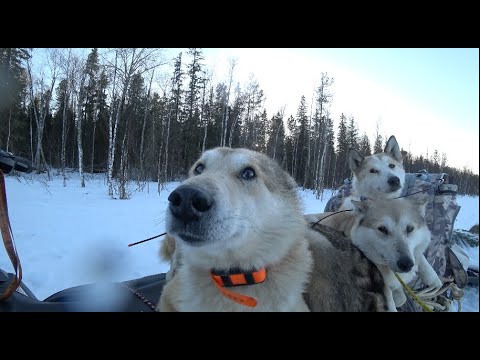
xmin=164 ymin=48 xmax=479 ymax=174
xmin=1 ymin=172 xmax=478 ymax=311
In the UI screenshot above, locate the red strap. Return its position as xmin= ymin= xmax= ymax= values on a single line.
xmin=0 ymin=169 xmax=22 ymax=301
xmin=210 ymin=268 xmax=267 ymax=308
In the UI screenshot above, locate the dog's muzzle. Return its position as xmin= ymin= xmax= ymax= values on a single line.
xmin=396 ymin=256 xmax=414 ymax=273
xmin=387 ymin=176 xmax=401 ymax=191
xmin=168 ymin=184 xmax=213 ymax=225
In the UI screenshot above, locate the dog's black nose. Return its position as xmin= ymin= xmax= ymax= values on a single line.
xmin=397 ymin=256 xmax=414 ymax=272
xmin=168 ymin=185 xmax=213 ymax=224
xmin=388 ymin=176 xmax=400 ymax=189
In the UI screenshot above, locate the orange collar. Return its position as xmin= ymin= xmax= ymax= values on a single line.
xmin=210 ymin=268 xmax=267 ymax=307
xmin=211 ymin=267 xmax=267 ymax=287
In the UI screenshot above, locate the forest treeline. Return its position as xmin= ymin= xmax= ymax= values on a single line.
xmin=1 ymin=48 xmax=477 ymax=197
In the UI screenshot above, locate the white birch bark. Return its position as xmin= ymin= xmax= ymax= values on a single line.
xmin=27 ymin=49 xmax=58 ymax=173
xmin=106 ymin=48 xmax=166 ymax=198
xmin=75 ymin=60 xmax=87 ymax=188
xmin=139 ymin=69 xmax=154 ymax=181
xmin=221 ymin=58 xmax=236 ymax=147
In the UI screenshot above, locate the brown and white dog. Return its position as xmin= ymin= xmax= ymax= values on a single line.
xmin=158 ymin=147 xmax=313 ymax=311
xmin=158 ymin=147 xmax=389 ymax=312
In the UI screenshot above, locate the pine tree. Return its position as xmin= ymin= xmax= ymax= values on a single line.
xmin=228 ymin=82 xmax=245 ymax=147
xmin=0 ymin=48 xmax=29 ymax=154
xmin=241 ymin=75 xmax=264 ymax=150
xmin=158 ymin=52 xmax=184 ymax=191
xmin=266 ymin=110 xmax=285 ymax=163
xmin=346 ymin=116 xmax=359 ymax=150
xmin=183 ymin=48 xmax=205 ymax=169
xmin=312 ymin=73 xmax=334 ymax=192
xmin=294 ymin=95 xmax=308 ymax=184
xmin=323 ymin=115 xmax=336 ymax=189
xmin=359 ymin=132 xmax=372 ymax=156
xmin=335 ymin=113 xmax=349 ymax=183
xmin=373 ymin=122 xmax=383 ymax=154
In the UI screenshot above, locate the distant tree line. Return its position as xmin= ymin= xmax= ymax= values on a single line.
xmin=0 ymin=48 xmax=478 ymax=197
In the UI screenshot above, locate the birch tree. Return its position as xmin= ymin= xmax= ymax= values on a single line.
xmin=221 ymin=58 xmax=236 ymax=147
xmin=303 ymin=91 xmax=315 ymax=189
xmin=139 ymin=69 xmax=154 ymax=181
xmin=201 ymin=73 xmax=213 ymax=153
xmin=71 ymin=55 xmax=87 ymax=187
xmin=312 ymin=73 xmax=333 ymax=193
xmin=26 ymin=48 xmax=59 ymax=172
xmin=103 ymin=48 xmax=165 ymax=197
xmin=58 ymin=49 xmax=75 ymax=185
xmin=336 ymin=113 xmax=349 ymax=182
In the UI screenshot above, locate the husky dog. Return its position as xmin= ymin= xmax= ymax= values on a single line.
xmin=158 ymin=147 xmax=313 ymax=312
xmin=158 ymin=147 xmax=389 ymax=312
xmin=341 ymin=135 xmax=405 ymax=211
xmin=349 ymin=196 xmax=443 ymax=310
xmin=304 ymin=223 xmax=389 ymax=312
xmin=305 ymin=135 xmax=406 ymax=231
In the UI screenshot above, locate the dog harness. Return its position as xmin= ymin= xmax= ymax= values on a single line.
xmin=210 ymin=268 xmax=267 ymax=307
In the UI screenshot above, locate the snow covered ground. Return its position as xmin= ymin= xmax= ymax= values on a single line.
xmin=1 ymin=171 xmax=478 ymax=311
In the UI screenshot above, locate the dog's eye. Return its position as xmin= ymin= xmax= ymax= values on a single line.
xmin=241 ymin=167 xmax=256 ymax=180
xmin=378 ymin=226 xmax=389 ymax=235
xmin=389 ymin=164 xmax=395 ymax=169
xmin=194 ymin=164 xmax=204 ymax=175
xmin=406 ymin=225 xmax=414 ymax=234
xmin=370 ymin=169 xmax=378 ymax=174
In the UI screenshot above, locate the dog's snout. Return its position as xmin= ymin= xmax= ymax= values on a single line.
xmin=388 ymin=176 xmax=400 ymax=189
xmin=397 ymin=256 xmax=414 ymax=272
xmin=168 ymin=185 xmax=213 ymax=224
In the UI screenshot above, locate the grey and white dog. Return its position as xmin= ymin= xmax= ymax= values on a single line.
xmin=341 ymin=135 xmax=405 ymax=210
xmin=350 ymin=196 xmax=443 ymax=310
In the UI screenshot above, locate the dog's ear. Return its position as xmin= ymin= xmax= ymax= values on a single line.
xmin=348 ymin=148 xmax=364 ymax=174
xmin=351 ymin=199 xmax=369 ymax=214
xmin=384 ymin=135 xmax=402 ymax=163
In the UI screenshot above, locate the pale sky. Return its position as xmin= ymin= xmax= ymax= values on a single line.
xmin=165 ymin=48 xmax=479 ymax=174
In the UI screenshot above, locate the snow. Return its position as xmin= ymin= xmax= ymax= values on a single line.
xmin=1 ymin=171 xmax=478 ymax=311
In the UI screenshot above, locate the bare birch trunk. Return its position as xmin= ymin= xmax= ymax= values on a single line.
xmin=90 ymin=79 xmax=101 ymax=174
xmin=221 ymin=59 xmax=236 ymax=147
xmin=303 ymin=91 xmax=314 ymax=188
xmin=156 ymin=109 xmax=165 ymax=193
xmin=119 ymin=116 xmax=130 ymax=199
xmin=107 ymin=48 xmax=164 ymax=197
xmin=139 ymin=70 xmax=154 ymax=181
xmin=107 ymin=51 xmax=119 ymax=197
xmin=33 ymin=51 xmax=57 ymax=173
xmin=61 ymin=81 xmax=69 ymax=186
xmin=158 ymin=101 xmax=173 ymax=193
xmin=76 ymin=72 xmax=87 ymax=188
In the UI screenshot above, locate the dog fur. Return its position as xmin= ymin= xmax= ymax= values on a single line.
xmin=158 ymin=147 xmax=313 ymax=311
xmin=158 ymin=147 xmax=389 ymax=312
xmin=304 ymin=223 xmax=389 ymax=311
xmin=350 ymin=196 xmax=443 ymax=310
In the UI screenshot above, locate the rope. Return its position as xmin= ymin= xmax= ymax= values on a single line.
xmin=394 ymin=272 xmax=433 ymax=312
